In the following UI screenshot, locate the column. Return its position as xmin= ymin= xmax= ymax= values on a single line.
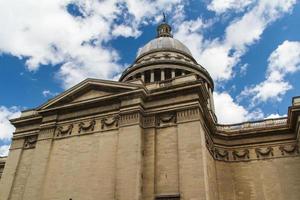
xmin=171 ymin=69 xmax=175 ymax=78
xmin=141 ymin=72 xmax=145 ymax=82
xmin=161 ymin=69 xmax=165 ymax=81
xmin=150 ymin=70 xmax=154 ymax=82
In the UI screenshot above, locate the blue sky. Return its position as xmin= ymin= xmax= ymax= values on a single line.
xmin=1 ymin=0 xmax=300 ymax=155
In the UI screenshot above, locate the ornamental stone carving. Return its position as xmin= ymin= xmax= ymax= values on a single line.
xmin=24 ymin=135 xmax=38 ymax=149
xmin=177 ymin=108 xmax=200 ymax=122
xmin=279 ymin=144 xmax=299 ymax=155
xmin=255 ymin=147 xmax=274 ymax=158
xmin=157 ymin=113 xmax=176 ymax=127
xmin=143 ymin=116 xmax=155 ymax=128
xmin=119 ymin=113 xmax=140 ymax=127
xmin=56 ymin=124 xmax=73 ymax=137
xmin=232 ymin=149 xmax=250 ymax=161
xmin=101 ymin=115 xmax=119 ymax=130
xmin=78 ymin=119 xmax=96 ymax=133
xmin=214 ymin=148 xmax=229 ymax=161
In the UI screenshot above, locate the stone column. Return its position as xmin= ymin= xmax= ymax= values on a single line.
xmin=171 ymin=69 xmax=175 ymax=78
xmin=150 ymin=70 xmax=155 ymax=82
xmin=161 ymin=69 xmax=165 ymax=81
xmin=141 ymin=72 xmax=145 ymax=82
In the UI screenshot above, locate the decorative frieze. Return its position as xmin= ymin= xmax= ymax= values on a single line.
xmin=101 ymin=115 xmax=119 ymax=130
xmin=157 ymin=113 xmax=176 ymax=127
xmin=177 ymin=108 xmax=200 ymax=123
xmin=143 ymin=116 xmax=156 ymax=128
xmin=232 ymin=149 xmax=250 ymax=161
xmin=24 ymin=135 xmax=38 ymax=149
xmin=255 ymin=147 xmax=274 ymax=159
xmin=210 ymin=143 xmax=299 ymax=162
xmin=279 ymin=144 xmax=299 ymax=155
xmin=38 ymin=127 xmax=55 ymax=140
xmin=56 ymin=124 xmax=73 ymax=137
xmin=119 ymin=113 xmax=140 ymax=127
xmin=214 ymin=148 xmax=229 ymax=161
xmin=78 ymin=119 xmax=96 ymax=133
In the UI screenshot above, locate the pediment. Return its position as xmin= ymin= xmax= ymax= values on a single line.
xmin=38 ymin=78 xmax=143 ymax=110
xmin=70 ymin=89 xmax=112 ymax=103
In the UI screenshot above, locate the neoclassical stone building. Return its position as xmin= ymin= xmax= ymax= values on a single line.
xmin=1 ymin=21 xmax=300 ymax=200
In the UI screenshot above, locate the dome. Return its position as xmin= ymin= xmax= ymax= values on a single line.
xmin=119 ymin=19 xmax=214 ymax=91
xmin=137 ymin=37 xmax=192 ymax=58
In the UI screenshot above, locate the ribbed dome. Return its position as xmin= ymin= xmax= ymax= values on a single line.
xmin=137 ymin=37 xmax=192 ymax=58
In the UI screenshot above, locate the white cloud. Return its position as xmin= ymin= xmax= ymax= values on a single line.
xmin=175 ymin=0 xmax=296 ymax=82
xmin=240 ymin=40 xmax=300 ymax=104
xmin=0 ymin=106 xmax=21 ymax=140
xmin=265 ymin=113 xmax=287 ymax=119
xmin=208 ymin=0 xmax=254 ymax=14
xmin=214 ymin=92 xmax=263 ymax=124
xmin=0 ymin=0 xmax=184 ymax=89
xmin=42 ymin=90 xmax=58 ymax=98
xmin=0 ymin=145 xmax=10 ymax=157
xmin=112 ymin=25 xmax=142 ymax=38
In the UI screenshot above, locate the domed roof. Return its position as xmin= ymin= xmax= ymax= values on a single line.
xmin=137 ymin=37 xmax=192 ymax=58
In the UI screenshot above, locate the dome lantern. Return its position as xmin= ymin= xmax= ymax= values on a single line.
xmin=157 ymin=13 xmax=172 ymax=38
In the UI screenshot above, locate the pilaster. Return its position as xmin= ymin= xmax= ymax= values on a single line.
xmin=0 ymin=138 xmax=24 ymax=200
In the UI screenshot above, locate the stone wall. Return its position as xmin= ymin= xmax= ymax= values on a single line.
xmin=216 ymin=155 xmax=300 ymax=200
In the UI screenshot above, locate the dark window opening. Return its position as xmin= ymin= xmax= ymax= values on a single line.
xmin=145 ymin=70 xmax=151 ymax=83
xmin=175 ymin=69 xmax=181 ymax=77
xmin=136 ymin=73 xmax=141 ymax=79
xmin=154 ymin=69 xmax=161 ymax=82
xmin=165 ymin=68 xmax=172 ymax=80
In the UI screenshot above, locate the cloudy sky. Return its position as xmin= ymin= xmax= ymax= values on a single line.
xmin=1 ymin=0 xmax=300 ymax=156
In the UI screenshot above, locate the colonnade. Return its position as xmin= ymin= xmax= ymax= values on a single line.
xmin=128 ymin=68 xmax=189 ymax=83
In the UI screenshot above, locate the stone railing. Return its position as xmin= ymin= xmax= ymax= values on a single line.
xmin=216 ymin=117 xmax=287 ymax=132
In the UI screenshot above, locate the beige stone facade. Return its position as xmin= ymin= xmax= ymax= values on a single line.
xmin=1 ymin=22 xmax=300 ymax=200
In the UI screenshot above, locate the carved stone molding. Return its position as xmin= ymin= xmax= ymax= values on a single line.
xmin=78 ymin=119 xmax=96 ymax=133
xmin=177 ymin=108 xmax=200 ymax=123
xmin=279 ymin=144 xmax=299 ymax=155
xmin=214 ymin=148 xmax=229 ymax=161
xmin=24 ymin=135 xmax=38 ymax=149
xmin=143 ymin=116 xmax=155 ymax=128
xmin=119 ymin=113 xmax=140 ymax=126
xmin=101 ymin=115 xmax=119 ymax=130
xmin=56 ymin=124 xmax=73 ymax=137
xmin=157 ymin=113 xmax=176 ymax=127
xmin=232 ymin=149 xmax=250 ymax=161
xmin=255 ymin=147 xmax=274 ymax=158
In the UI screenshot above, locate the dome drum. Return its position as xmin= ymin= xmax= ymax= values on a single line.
xmin=120 ymin=62 xmax=213 ymax=89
